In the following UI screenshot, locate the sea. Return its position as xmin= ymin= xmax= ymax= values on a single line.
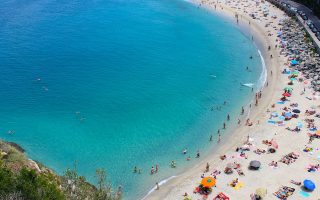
xmin=0 ymin=0 xmax=264 ymax=199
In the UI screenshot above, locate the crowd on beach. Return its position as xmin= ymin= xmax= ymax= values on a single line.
xmin=145 ymin=0 xmax=320 ymax=200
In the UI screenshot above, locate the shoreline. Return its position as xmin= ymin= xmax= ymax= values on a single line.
xmin=144 ymin=0 xmax=284 ymax=199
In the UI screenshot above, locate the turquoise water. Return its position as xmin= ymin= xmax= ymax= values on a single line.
xmin=0 ymin=0 xmax=262 ymax=199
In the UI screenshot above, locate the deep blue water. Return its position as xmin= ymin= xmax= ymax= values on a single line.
xmin=0 ymin=0 xmax=263 ymax=199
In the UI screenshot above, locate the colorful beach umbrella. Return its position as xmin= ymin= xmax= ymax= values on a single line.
xmin=201 ymin=177 xmax=216 ymax=188
xmin=284 ymin=87 xmax=293 ymax=92
xmin=303 ymin=179 xmax=316 ymax=191
xmin=282 ymin=92 xmax=291 ymax=97
xmin=291 ymin=60 xmax=298 ymax=66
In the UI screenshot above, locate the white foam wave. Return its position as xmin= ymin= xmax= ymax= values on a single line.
xmin=242 ymin=83 xmax=254 ymax=88
xmin=257 ymin=50 xmax=267 ymax=89
xmin=141 ymin=176 xmax=177 ymax=200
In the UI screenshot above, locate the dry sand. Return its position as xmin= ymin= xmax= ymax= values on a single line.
xmin=145 ymin=0 xmax=320 ymax=199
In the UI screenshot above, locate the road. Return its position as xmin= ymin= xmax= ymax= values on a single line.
xmin=282 ymin=0 xmax=320 ymax=29
xmin=268 ymin=0 xmax=320 ymax=49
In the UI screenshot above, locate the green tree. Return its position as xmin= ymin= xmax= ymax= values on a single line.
xmin=16 ymin=168 xmax=64 ymax=200
xmin=0 ymin=167 xmax=16 ymax=195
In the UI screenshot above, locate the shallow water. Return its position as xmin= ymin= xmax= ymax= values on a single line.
xmin=0 ymin=0 xmax=262 ymax=199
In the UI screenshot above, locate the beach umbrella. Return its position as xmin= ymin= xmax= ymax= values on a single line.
xmin=303 ymin=179 xmax=316 ymax=191
xmin=255 ymin=188 xmax=267 ymax=198
xmin=292 ymin=109 xmax=300 ymax=113
xmin=249 ymin=160 xmax=261 ymax=170
xmin=284 ymin=112 xmax=292 ymax=118
xmin=284 ymin=87 xmax=293 ymax=92
xmin=201 ymin=177 xmax=216 ymax=188
xmin=291 ymin=60 xmax=298 ymax=66
xmin=282 ymin=92 xmax=291 ymax=97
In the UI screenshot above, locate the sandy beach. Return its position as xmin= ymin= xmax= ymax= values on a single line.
xmin=145 ymin=0 xmax=320 ymax=199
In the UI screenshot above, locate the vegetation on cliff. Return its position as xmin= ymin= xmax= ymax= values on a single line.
xmin=0 ymin=141 xmax=121 ymax=200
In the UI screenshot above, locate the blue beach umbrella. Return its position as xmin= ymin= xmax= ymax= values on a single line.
xmin=303 ymin=179 xmax=316 ymax=191
xmin=292 ymin=109 xmax=300 ymax=113
xmin=291 ymin=60 xmax=298 ymax=66
xmin=284 ymin=112 xmax=292 ymax=118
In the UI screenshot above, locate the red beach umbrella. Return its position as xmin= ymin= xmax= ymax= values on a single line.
xmin=282 ymin=92 xmax=291 ymax=97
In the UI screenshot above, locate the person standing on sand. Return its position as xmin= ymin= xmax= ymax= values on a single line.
xmin=238 ymin=119 xmax=241 ymax=125
xmin=241 ymin=106 xmax=244 ymax=115
xmin=206 ymin=163 xmax=210 ymax=172
xmin=218 ymin=134 xmax=221 ymax=143
xmin=223 ymin=122 xmax=226 ymax=129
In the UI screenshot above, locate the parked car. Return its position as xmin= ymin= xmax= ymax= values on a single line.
xmin=306 ymin=20 xmax=313 ymax=26
xmin=290 ymin=7 xmax=298 ymax=12
xmin=309 ymin=24 xmax=314 ymax=29
xmin=312 ymin=27 xmax=318 ymax=33
xmin=302 ymin=15 xmax=308 ymax=20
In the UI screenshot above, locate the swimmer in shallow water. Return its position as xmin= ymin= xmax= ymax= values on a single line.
xmin=182 ymin=148 xmax=187 ymax=154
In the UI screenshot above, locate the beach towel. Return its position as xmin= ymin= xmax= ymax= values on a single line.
xmin=277 ymin=101 xmax=285 ymax=104
xmin=234 ymin=182 xmax=244 ymax=190
xmin=268 ymin=120 xmax=276 ymax=124
xmin=299 ymin=191 xmax=310 ymax=197
xmin=310 ymin=127 xmax=317 ymax=131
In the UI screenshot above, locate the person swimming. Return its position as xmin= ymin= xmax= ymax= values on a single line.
xmin=171 ymin=161 xmax=176 ymax=168
xmin=183 ymin=148 xmax=187 ymax=154
xmin=196 ymin=151 xmax=200 ymax=158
